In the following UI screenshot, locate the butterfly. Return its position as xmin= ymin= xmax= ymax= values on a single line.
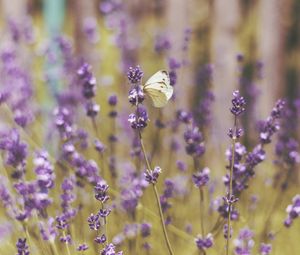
xmin=143 ymin=70 xmax=173 ymax=108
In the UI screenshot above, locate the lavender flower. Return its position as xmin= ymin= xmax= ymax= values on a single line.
xmin=101 ymin=243 xmax=123 ymax=255
xmin=16 ymin=238 xmax=30 ymax=255
xmin=86 ymin=102 xmax=100 ymax=118
xmin=223 ymin=224 xmax=232 ymax=239
xmin=128 ymin=87 xmax=145 ymax=105
xmin=183 ymin=125 xmax=205 ymax=157
xmin=154 ymin=34 xmax=171 ymax=54
xmin=83 ymin=17 xmax=99 ymax=43
xmin=77 ymin=62 xmax=97 ymax=99
xmin=88 ymin=213 xmax=101 ymax=230
xmin=258 ymin=99 xmax=285 ymax=144
xmin=233 ymin=228 xmax=254 ymax=255
xmin=95 ymin=234 xmax=107 ymax=244
xmin=127 ymin=66 xmax=143 ymax=84
xmin=56 ymin=215 xmax=68 ymax=230
xmin=284 ymin=194 xmax=300 ymax=227
xmin=0 ymin=129 xmax=27 ymax=172
xmin=94 ymin=182 xmax=110 ymax=203
xmin=195 ymin=233 xmax=213 ymax=250
xmin=230 ymin=90 xmax=246 ymax=117
xmin=77 ymin=243 xmax=89 ymax=251
xmin=128 ymin=106 xmax=148 ymax=129
xmin=34 ymin=150 xmax=55 ymax=191
xmin=192 ymin=167 xmax=210 ymax=188
xmin=60 ymin=234 xmax=72 ymax=244
xmin=94 ymin=139 xmax=106 ymax=153
xmin=260 ymin=243 xmax=272 ymax=255
xmin=140 ymin=222 xmax=151 ymax=238
xmin=145 ymin=166 xmax=162 ymax=185
xmin=39 ymin=217 xmax=57 ymax=242
xmin=108 ymin=94 xmax=118 ymax=106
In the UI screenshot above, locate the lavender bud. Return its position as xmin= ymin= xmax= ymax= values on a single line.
xmin=127 ymin=66 xmax=143 ymax=84
xmin=195 ymin=233 xmax=213 ymax=250
xmin=108 ymin=94 xmax=118 ymax=106
xmin=145 ymin=166 xmax=162 ymax=185
xmin=128 ymin=106 xmax=148 ymax=130
xmin=192 ymin=167 xmax=210 ymax=188
xmin=230 ymin=90 xmax=246 ymax=116
xmin=77 ymin=243 xmax=88 ymax=251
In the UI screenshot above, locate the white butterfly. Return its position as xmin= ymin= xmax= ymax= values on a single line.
xmin=143 ymin=70 xmax=173 ymax=108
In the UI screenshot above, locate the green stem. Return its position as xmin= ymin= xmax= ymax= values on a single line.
xmin=226 ymin=136 xmax=236 ymax=255
xmin=50 ymin=241 xmax=59 ymax=255
xmin=200 ymin=188 xmax=205 ymax=236
xmin=153 ymin=184 xmax=175 ymax=255
xmin=200 ymin=189 xmax=207 ymax=255
xmin=102 ymin=202 xmax=109 ymax=245
xmin=63 ymin=231 xmax=71 ymax=255
xmin=138 ymin=129 xmax=174 ymax=255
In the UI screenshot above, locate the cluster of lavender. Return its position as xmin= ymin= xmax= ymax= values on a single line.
xmin=87 ymin=181 xmax=123 ymax=254
xmin=0 ymin=46 xmax=33 ymax=128
xmin=127 ymin=66 xmax=148 ymax=130
xmin=273 ymin=101 xmax=300 ymax=190
xmin=233 ymin=228 xmax=272 ymax=255
xmin=16 ymin=238 xmax=30 ymax=255
xmin=220 ymin=97 xmax=286 ymax=204
xmin=77 ymin=62 xmax=100 ymax=119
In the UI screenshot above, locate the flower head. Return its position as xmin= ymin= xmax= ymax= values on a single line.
xmin=127 ymin=66 xmax=143 ymax=84
xmin=128 ymin=106 xmax=148 ymax=129
xmin=145 ymin=166 xmax=162 ymax=185
xmin=192 ymin=167 xmax=210 ymax=188
xmin=230 ymin=90 xmax=246 ymax=116
xmin=195 ymin=233 xmax=213 ymax=250
xmin=16 ymin=238 xmax=30 ymax=255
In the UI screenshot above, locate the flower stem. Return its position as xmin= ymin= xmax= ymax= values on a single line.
xmin=226 ymin=135 xmax=236 ymax=255
xmin=50 ymin=242 xmax=59 ymax=255
xmin=200 ymin=188 xmax=205 ymax=236
xmin=138 ymin=129 xmax=174 ymax=255
xmin=63 ymin=231 xmax=71 ymax=255
xmin=101 ymin=202 xmax=109 ymax=245
xmin=199 ymin=188 xmax=206 ymax=255
xmin=153 ymin=184 xmax=175 ymax=255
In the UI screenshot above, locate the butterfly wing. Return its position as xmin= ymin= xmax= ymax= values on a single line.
xmin=144 ymin=88 xmax=168 ymax=108
xmin=143 ymin=70 xmax=173 ymax=107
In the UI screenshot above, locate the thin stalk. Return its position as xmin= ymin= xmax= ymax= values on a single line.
xmin=226 ymin=134 xmax=236 ymax=255
xmin=199 ymin=187 xmax=206 ymax=255
xmin=194 ymin=155 xmax=206 ymax=255
xmin=24 ymin=224 xmax=33 ymax=252
xmin=153 ymin=184 xmax=175 ymax=255
xmin=50 ymin=242 xmax=59 ymax=255
xmin=91 ymin=117 xmax=99 ymax=137
xmin=101 ymin=202 xmax=109 ymax=245
xmin=63 ymin=231 xmax=71 ymax=255
xmin=200 ymin=188 xmax=205 ymax=237
xmin=138 ymin=129 xmax=174 ymax=255
xmin=138 ymin=131 xmax=151 ymax=171
xmin=260 ymin=166 xmax=291 ymax=242
xmin=135 ymin=206 xmax=141 ymax=254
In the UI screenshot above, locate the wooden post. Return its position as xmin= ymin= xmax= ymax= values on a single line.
xmin=73 ymin=0 xmax=98 ymax=65
xmin=257 ymin=0 xmax=291 ymax=118
xmin=165 ymin=0 xmax=194 ymax=109
xmin=211 ymin=0 xmax=241 ymax=146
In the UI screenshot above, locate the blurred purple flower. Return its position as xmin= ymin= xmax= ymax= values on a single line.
xmin=284 ymin=194 xmax=300 ymax=227
xmin=195 ymin=233 xmax=213 ymax=250
xmin=16 ymin=238 xmax=30 ymax=255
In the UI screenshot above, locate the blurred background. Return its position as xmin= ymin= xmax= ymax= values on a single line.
xmin=0 ymin=1 xmax=300 ymax=254
xmin=1 ymin=0 xmax=299 ymax=145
